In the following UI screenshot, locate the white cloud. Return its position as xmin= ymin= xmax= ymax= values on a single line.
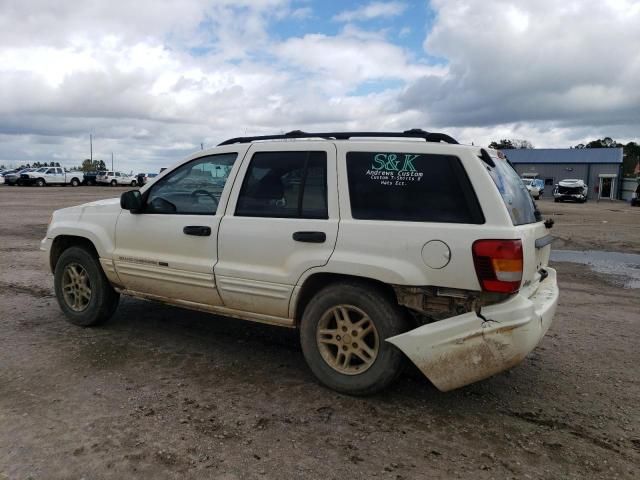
xmin=333 ymin=2 xmax=406 ymax=22
xmin=401 ymin=0 xmax=640 ymax=131
xmin=0 ymin=0 xmax=638 ymax=172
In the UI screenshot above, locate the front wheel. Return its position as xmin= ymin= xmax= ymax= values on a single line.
xmin=54 ymin=246 xmax=120 ymax=326
xmin=36 ymin=178 xmax=45 ymax=187
xmin=300 ymin=282 xmax=408 ymax=396
xmin=131 ymin=180 xmax=137 ymax=187
xmin=110 ymin=180 xmax=117 ymax=187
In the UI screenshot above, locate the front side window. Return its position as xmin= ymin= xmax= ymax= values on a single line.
xmin=145 ymin=153 xmax=237 ymax=214
xmin=346 ymin=152 xmax=483 ymax=223
xmin=235 ymin=151 xmax=327 ymax=219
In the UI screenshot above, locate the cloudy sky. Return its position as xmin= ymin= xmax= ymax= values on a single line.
xmin=1 ymin=0 xmax=639 ymax=172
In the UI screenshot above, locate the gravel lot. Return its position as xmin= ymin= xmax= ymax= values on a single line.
xmin=1 ymin=186 xmax=639 ymax=479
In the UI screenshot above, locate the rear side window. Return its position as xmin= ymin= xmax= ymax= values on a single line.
xmin=346 ymin=152 xmax=483 ymax=223
xmin=235 ymin=151 xmax=328 ymax=219
xmin=485 ymin=151 xmax=538 ymax=225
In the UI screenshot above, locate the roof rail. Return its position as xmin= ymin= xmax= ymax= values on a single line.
xmin=218 ymin=129 xmax=459 ymax=146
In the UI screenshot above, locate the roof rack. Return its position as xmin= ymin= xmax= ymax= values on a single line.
xmin=218 ymin=129 xmax=459 ymax=146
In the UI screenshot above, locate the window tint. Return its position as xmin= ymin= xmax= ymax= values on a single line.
xmin=235 ymin=151 xmax=327 ymax=219
xmin=145 ymin=153 xmax=237 ymax=215
xmin=346 ymin=152 xmax=483 ymax=223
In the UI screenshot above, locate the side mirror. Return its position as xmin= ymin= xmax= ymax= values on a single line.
xmin=121 ymin=190 xmax=143 ymax=213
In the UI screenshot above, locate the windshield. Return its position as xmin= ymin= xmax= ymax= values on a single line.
xmin=485 ymin=151 xmax=538 ymax=225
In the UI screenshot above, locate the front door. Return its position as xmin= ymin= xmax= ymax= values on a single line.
xmin=44 ymin=167 xmax=64 ymax=184
xmin=113 ymin=151 xmax=242 ymax=306
xmin=215 ymin=142 xmax=339 ymax=318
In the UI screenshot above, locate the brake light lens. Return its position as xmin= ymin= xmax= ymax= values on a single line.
xmin=472 ymin=239 xmax=523 ymax=293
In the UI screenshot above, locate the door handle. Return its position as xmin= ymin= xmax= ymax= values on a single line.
xmin=292 ymin=231 xmax=326 ymax=243
xmin=183 ymin=225 xmax=211 ymax=236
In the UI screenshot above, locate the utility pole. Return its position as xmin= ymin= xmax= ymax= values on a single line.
xmin=111 ymin=152 xmax=114 ymax=171
xmin=201 ymin=143 xmax=204 ymax=151
xmin=90 ymin=134 xmax=93 ymax=162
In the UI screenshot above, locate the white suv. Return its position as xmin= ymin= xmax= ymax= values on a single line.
xmin=97 ymin=171 xmax=137 ymax=186
xmin=41 ymin=130 xmax=558 ymax=395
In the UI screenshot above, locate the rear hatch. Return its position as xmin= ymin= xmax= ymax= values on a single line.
xmin=484 ymin=150 xmax=551 ymax=291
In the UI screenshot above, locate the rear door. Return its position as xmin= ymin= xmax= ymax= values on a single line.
xmin=215 ymin=142 xmax=339 ymax=318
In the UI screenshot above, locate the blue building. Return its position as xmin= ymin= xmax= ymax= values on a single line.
xmin=503 ymin=148 xmax=623 ymax=200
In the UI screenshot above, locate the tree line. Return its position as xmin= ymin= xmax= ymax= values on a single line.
xmin=488 ymin=137 xmax=640 ymax=176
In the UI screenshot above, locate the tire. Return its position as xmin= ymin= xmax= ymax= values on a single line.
xmin=131 ymin=180 xmax=137 ymax=187
xmin=534 ymin=195 xmax=540 ymax=200
xmin=36 ymin=178 xmax=45 ymax=187
xmin=70 ymin=178 xmax=80 ymax=187
xmin=110 ymin=180 xmax=117 ymax=187
xmin=300 ymin=281 xmax=409 ymax=396
xmin=54 ymin=246 xmax=120 ymax=327
xmin=554 ymin=198 xmax=559 ymax=203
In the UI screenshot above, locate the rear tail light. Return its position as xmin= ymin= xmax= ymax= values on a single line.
xmin=472 ymin=239 xmax=523 ymax=293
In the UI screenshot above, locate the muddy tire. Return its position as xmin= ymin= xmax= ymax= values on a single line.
xmin=54 ymin=246 xmax=119 ymax=327
xmin=300 ymin=282 xmax=408 ymax=396
xmin=36 ymin=178 xmax=45 ymax=187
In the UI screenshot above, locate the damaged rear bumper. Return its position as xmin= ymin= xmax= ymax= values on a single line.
xmin=387 ymin=267 xmax=559 ymax=391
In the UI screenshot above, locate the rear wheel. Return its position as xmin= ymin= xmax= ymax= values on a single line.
xmin=54 ymin=246 xmax=119 ymax=326
xmin=36 ymin=178 xmax=45 ymax=187
xmin=131 ymin=180 xmax=137 ymax=187
xmin=70 ymin=178 xmax=80 ymax=187
xmin=300 ymin=282 xmax=408 ymax=395
xmin=554 ymin=198 xmax=559 ymax=203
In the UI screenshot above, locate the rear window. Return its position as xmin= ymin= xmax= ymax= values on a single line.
xmin=346 ymin=152 xmax=484 ymax=223
xmin=485 ymin=151 xmax=538 ymax=225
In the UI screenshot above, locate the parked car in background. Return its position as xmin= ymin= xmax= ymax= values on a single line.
xmin=21 ymin=167 xmax=84 ymax=187
xmin=631 ymin=183 xmax=640 ymax=207
xmin=83 ymin=171 xmax=106 ymax=186
xmin=136 ymin=172 xmax=158 ymax=186
xmin=42 ymin=129 xmax=558 ymax=395
xmin=0 ymin=169 xmax=14 ymax=182
xmin=553 ymin=179 xmax=588 ymax=203
xmin=97 ymin=171 xmax=137 ymax=186
xmin=4 ymin=168 xmax=34 ymax=185
xmin=521 ymin=178 xmax=544 ymax=200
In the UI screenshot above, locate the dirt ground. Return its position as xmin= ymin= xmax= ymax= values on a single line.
xmin=1 ymin=187 xmax=639 ymax=480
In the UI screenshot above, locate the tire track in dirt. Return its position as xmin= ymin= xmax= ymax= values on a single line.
xmin=0 ymin=281 xmax=53 ymax=298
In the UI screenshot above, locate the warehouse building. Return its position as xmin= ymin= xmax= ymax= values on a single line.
xmin=503 ymin=148 xmax=623 ymax=200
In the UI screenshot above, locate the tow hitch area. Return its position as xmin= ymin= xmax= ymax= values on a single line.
xmin=387 ymin=268 xmax=559 ymax=391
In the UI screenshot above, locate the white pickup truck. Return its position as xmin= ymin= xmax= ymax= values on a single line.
xmin=42 ymin=130 xmax=559 ymax=395
xmin=22 ymin=167 xmax=84 ymax=187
